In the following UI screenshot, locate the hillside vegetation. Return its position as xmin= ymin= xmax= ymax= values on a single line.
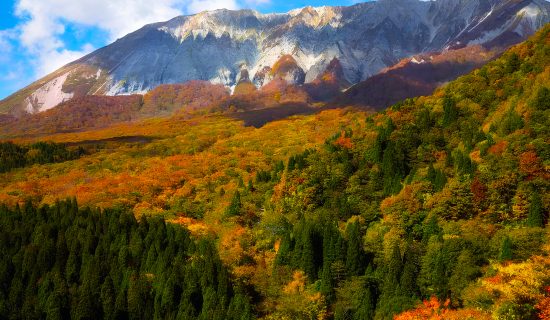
xmin=0 ymin=24 xmax=549 ymax=320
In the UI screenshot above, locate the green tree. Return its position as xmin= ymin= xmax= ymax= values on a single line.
xmin=400 ymin=246 xmax=418 ymax=297
xmin=100 ymin=276 xmax=116 ymax=320
xmin=346 ymin=221 xmax=364 ymax=276
xmin=45 ymin=291 xmax=63 ymax=320
xmin=527 ymin=191 xmax=545 ymax=227
xmin=499 ymin=236 xmax=513 ymax=262
xmin=354 ymin=287 xmax=375 ymax=320
xmin=225 ymin=191 xmax=242 ymax=216
xmin=449 ymin=250 xmax=479 ymax=301
xmin=533 ymin=87 xmax=550 ymax=110
xmin=442 ymin=94 xmax=458 ymax=126
xmin=384 ymin=244 xmax=403 ymax=295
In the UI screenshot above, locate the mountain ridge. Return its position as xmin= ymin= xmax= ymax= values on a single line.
xmin=1 ymin=0 xmax=550 ymax=115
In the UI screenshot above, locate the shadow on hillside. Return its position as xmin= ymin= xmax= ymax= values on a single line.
xmin=227 ymin=103 xmax=323 ymax=128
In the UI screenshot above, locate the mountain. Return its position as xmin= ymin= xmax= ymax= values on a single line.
xmin=1 ymin=0 xmax=549 ymax=115
xmin=335 ymin=44 xmax=501 ymax=109
xmin=0 ymin=20 xmax=548 ymax=320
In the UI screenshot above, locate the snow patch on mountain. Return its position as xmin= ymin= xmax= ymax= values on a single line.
xmin=5 ymin=0 xmax=550 ymax=114
xmin=24 ymin=73 xmax=74 ymax=113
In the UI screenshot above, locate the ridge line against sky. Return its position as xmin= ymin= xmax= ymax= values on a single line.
xmin=0 ymin=0 xmax=365 ymax=100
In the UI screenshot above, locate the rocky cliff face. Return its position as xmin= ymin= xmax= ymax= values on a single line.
xmin=2 ymin=0 xmax=550 ymax=114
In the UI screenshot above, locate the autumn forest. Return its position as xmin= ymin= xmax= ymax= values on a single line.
xmin=0 ymin=18 xmax=549 ymax=320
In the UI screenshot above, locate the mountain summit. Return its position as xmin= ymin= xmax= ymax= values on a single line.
xmin=2 ymin=0 xmax=549 ymax=114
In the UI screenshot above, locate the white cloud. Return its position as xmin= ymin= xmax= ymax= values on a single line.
xmin=36 ymin=44 xmax=96 ymax=76
xmin=243 ymin=0 xmax=271 ymax=5
xmin=188 ymin=0 xmax=239 ymax=13
xmin=0 ymin=29 xmax=16 ymax=53
xmin=15 ymin=0 xmax=185 ymax=42
xmin=3 ymin=0 xmax=271 ymax=84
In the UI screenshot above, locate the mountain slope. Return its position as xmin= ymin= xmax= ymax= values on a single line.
xmin=0 ymin=19 xmax=548 ymax=320
xmin=0 ymin=19 xmax=550 ymax=320
xmin=336 ymin=44 xmax=501 ymax=109
xmin=1 ymin=0 xmax=549 ymax=115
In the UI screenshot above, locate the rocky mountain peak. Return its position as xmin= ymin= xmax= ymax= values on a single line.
xmin=1 ymin=0 xmax=549 ymax=115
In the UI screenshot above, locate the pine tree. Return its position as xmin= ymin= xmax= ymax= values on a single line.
xmin=384 ymin=244 xmax=403 ymax=295
xmin=354 ymin=287 xmax=375 ymax=320
xmin=442 ymin=94 xmax=458 ymax=126
xmin=319 ymin=264 xmax=335 ymax=302
xmin=74 ymin=287 xmax=93 ymax=320
xmin=128 ymin=273 xmax=148 ymax=320
xmin=432 ymin=249 xmax=448 ymax=299
xmin=346 ymin=221 xmax=364 ymax=276
xmin=225 ymin=191 xmax=242 ymax=216
xmin=534 ymin=87 xmax=550 ymax=110
xmin=400 ymin=246 xmax=418 ymax=297
xmin=527 ymin=191 xmax=544 ymax=227
xmin=499 ymin=236 xmax=513 ymax=262
xmin=506 ymin=53 xmax=521 ymax=73
xmin=45 ymin=291 xmax=63 ymax=320
xmin=287 ymin=157 xmax=296 ymax=171
xmin=275 ymin=233 xmax=292 ymax=266
xmin=382 ymin=142 xmax=404 ymax=195
xmin=114 ymin=285 xmax=128 ymax=320
xmin=423 ymin=215 xmax=442 ymax=243
xmin=301 ymin=225 xmax=317 ymax=281
xmin=100 ymin=276 xmax=116 ymax=320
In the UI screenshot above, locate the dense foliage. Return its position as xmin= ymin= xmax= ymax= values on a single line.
xmin=0 ymin=23 xmax=549 ymax=320
xmin=255 ymin=24 xmax=550 ymax=319
xmin=0 ymin=141 xmax=83 ymax=173
xmin=0 ymin=199 xmax=252 ymax=319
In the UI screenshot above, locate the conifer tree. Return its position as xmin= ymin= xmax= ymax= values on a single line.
xmin=442 ymin=94 xmax=458 ymax=126
xmin=345 ymin=221 xmax=364 ymax=276
xmin=301 ymin=226 xmax=317 ymax=280
xmin=499 ymin=236 xmax=513 ymax=262
xmin=354 ymin=288 xmax=375 ymax=320
xmin=320 ymin=264 xmax=335 ymax=302
xmin=400 ymin=246 xmax=418 ymax=297
xmin=527 ymin=191 xmax=544 ymax=227
xmin=225 ymin=191 xmax=242 ymax=216
xmin=100 ymin=277 xmax=116 ymax=320
xmin=384 ymin=244 xmax=403 ymax=295
xmin=534 ymin=87 xmax=550 ymax=110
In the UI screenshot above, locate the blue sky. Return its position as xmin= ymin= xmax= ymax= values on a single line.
xmin=0 ymin=0 xmax=363 ymax=100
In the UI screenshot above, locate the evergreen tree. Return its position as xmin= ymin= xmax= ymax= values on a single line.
xmin=400 ymin=246 xmax=418 ymax=297
xmin=45 ymin=291 xmax=63 ymax=320
xmin=127 ymin=273 xmax=147 ymax=320
xmin=534 ymin=87 xmax=550 ymax=110
xmin=319 ymin=264 xmax=334 ymax=302
xmin=506 ymin=53 xmax=521 ymax=73
xmin=275 ymin=233 xmax=292 ymax=266
xmin=449 ymin=250 xmax=479 ymax=301
xmin=100 ymin=276 xmax=116 ymax=320
xmin=442 ymin=94 xmax=458 ymax=126
xmin=382 ymin=142 xmax=405 ymax=195
xmin=499 ymin=236 xmax=513 ymax=262
xmin=225 ymin=191 xmax=242 ymax=217
xmin=423 ymin=215 xmax=442 ymax=243
xmin=384 ymin=244 xmax=403 ymax=295
xmin=301 ymin=225 xmax=317 ymax=281
xmin=345 ymin=221 xmax=364 ymax=276
xmin=527 ymin=191 xmax=545 ymax=227
xmin=354 ymin=288 xmax=375 ymax=320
